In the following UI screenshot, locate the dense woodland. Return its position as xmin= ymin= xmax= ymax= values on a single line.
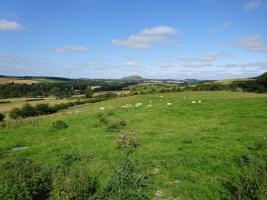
xmin=0 ymin=79 xmax=138 ymax=98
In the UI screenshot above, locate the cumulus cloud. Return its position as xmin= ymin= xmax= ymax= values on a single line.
xmin=218 ymin=61 xmax=267 ymax=68
xmin=0 ymin=19 xmax=24 ymax=31
xmin=244 ymin=0 xmax=262 ymax=11
xmin=53 ymin=45 xmax=88 ymax=53
xmin=234 ymin=34 xmax=267 ymax=52
xmin=178 ymin=53 xmax=226 ymax=62
xmin=112 ymin=26 xmax=180 ymax=49
xmin=208 ymin=21 xmax=230 ymax=34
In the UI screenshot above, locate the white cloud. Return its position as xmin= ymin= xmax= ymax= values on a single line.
xmin=178 ymin=53 xmax=226 ymax=62
xmin=158 ymin=64 xmax=176 ymax=68
xmin=218 ymin=61 xmax=267 ymax=68
xmin=234 ymin=34 xmax=267 ymax=52
xmin=112 ymin=26 xmax=180 ymax=49
xmin=244 ymin=0 xmax=262 ymax=11
xmin=53 ymin=45 xmax=88 ymax=53
xmin=0 ymin=53 xmax=28 ymax=64
xmin=182 ymin=63 xmax=212 ymax=68
xmin=0 ymin=19 xmax=24 ymax=31
xmin=124 ymin=61 xmax=140 ymax=67
xmin=208 ymin=21 xmax=230 ymax=34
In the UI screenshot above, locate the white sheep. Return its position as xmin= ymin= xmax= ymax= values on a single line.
xmin=135 ymin=103 xmax=142 ymax=107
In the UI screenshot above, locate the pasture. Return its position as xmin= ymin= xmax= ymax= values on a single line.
xmin=0 ymin=91 xmax=267 ymax=199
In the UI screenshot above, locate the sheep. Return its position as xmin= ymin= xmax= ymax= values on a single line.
xmin=135 ymin=103 xmax=142 ymax=107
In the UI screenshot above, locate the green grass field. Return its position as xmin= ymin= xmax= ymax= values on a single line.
xmin=1 ymin=91 xmax=267 ymax=199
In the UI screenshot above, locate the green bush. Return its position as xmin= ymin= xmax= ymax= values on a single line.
xmin=99 ymin=117 xmax=109 ymax=124
xmin=35 ymin=103 xmax=54 ymax=115
xmin=97 ymin=130 xmax=149 ymax=199
xmin=60 ymin=153 xmax=82 ymax=167
xmin=0 ymin=156 xmax=52 ymax=200
xmin=119 ymin=119 xmax=127 ymax=126
xmin=51 ymin=158 xmax=98 ymax=200
xmin=52 ymin=120 xmax=68 ymax=130
xmin=0 ymin=112 xmax=5 ymax=122
xmin=20 ymin=103 xmax=36 ymax=118
xmin=221 ymin=159 xmax=267 ymax=200
xmin=84 ymin=87 xmax=93 ymax=98
xmin=9 ymin=107 xmax=23 ymax=119
xmin=98 ymin=156 xmax=149 ymax=200
xmin=106 ymin=121 xmax=120 ymax=132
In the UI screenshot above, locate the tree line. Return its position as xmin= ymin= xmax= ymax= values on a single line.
xmin=0 ymin=80 xmax=138 ymax=98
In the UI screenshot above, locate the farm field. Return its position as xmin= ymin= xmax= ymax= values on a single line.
xmin=0 ymin=78 xmax=40 ymax=84
xmin=0 ymin=98 xmax=73 ymax=113
xmin=0 ymin=91 xmax=267 ymax=199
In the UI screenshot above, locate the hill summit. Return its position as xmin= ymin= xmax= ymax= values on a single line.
xmin=122 ymin=75 xmax=144 ymax=81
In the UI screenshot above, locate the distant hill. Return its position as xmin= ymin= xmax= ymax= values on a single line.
xmin=184 ymin=79 xmax=200 ymax=84
xmin=122 ymin=75 xmax=144 ymax=81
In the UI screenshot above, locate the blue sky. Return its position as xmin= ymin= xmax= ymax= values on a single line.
xmin=0 ymin=0 xmax=267 ymax=79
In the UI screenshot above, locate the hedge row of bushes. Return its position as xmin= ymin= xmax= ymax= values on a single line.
xmin=9 ymin=93 xmax=117 ymax=120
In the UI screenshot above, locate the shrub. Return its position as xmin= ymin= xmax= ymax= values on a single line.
xmin=0 ymin=156 xmax=52 ymax=200
xmin=35 ymin=103 xmax=54 ymax=115
xmin=221 ymin=159 xmax=267 ymax=200
xmin=84 ymin=87 xmax=93 ymax=98
xmin=51 ymin=162 xmax=98 ymax=200
xmin=98 ymin=158 xmax=150 ymax=200
xmin=98 ymin=131 xmax=149 ymax=199
xmin=52 ymin=120 xmax=68 ymax=130
xmin=106 ymin=121 xmax=120 ymax=132
xmin=60 ymin=153 xmax=82 ymax=167
xmin=115 ymin=130 xmax=138 ymax=153
xmin=99 ymin=117 xmax=109 ymax=124
xmin=0 ymin=112 xmax=5 ymax=122
xmin=0 ymin=101 xmax=11 ymax=104
xmin=119 ymin=119 xmax=127 ymax=126
xmin=107 ymin=111 xmax=114 ymax=116
xmin=9 ymin=107 xmax=22 ymax=119
xmin=19 ymin=103 xmax=36 ymax=118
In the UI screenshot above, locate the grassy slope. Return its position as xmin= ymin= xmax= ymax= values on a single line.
xmin=0 ymin=91 xmax=267 ymax=199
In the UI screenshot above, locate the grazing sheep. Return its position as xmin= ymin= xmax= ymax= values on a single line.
xmin=167 ymin=103 xmax=172 ymax=106
xmin=183 ymin=96 xmax=186 ymax=99
xmin=135 ymin=103 xmax=142 ymax=107
xmin=147 ymin=104 xmax=152 ymax=107
xmin=192 ymin=101 xmax=196 ymax=104
xmin=160 ymin=96 xmax=164 ymax=98
xmin=198 ymin=100 xmax=202 ymax=103
xmin=99 ymin=107 xmax=105 ymax=110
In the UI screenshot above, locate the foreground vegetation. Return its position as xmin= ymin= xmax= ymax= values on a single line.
xmin=0 ymin=91 xmax=267 ymax=199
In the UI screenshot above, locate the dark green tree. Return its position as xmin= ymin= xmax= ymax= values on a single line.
xmin=84 ymin=87 xmax=93 ymax=98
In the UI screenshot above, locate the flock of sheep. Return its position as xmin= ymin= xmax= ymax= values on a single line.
xmin=98 ymin=95 xmax=203 ymax=111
